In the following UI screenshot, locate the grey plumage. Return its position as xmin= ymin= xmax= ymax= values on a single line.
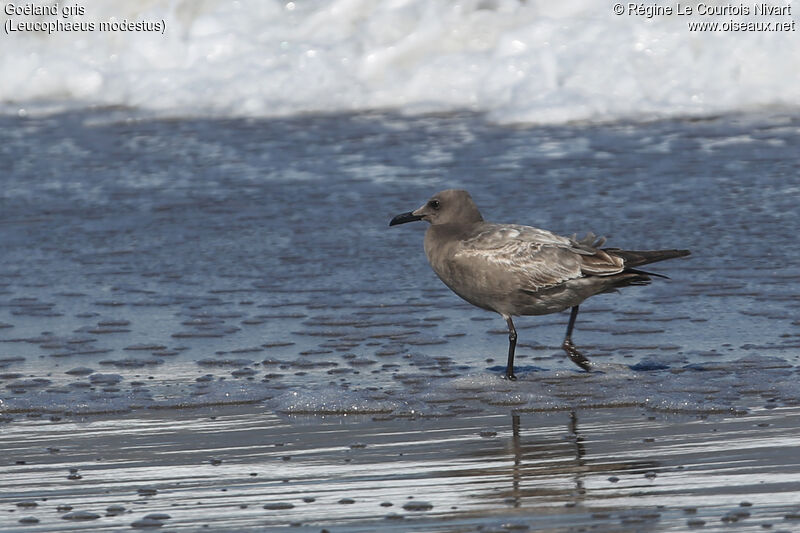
xmin=390 ymin=189 xmax=690 ymax=379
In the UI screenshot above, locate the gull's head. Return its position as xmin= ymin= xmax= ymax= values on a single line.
xmin=389 ymin=189 xmax=484 ymax=227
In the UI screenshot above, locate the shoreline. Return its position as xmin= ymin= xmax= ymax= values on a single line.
xmin=2 ymin=404 xmax=799 ymax=531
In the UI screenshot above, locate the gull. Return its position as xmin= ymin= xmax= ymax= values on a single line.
xmin=389 ymin=189 xmax=690 ymax=380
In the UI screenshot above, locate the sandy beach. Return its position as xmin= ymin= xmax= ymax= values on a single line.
xmin=2 ymin=404 xmax=800 ymax=531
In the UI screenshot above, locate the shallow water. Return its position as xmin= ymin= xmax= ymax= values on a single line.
xmin=1 ymin=109 xmax=798 ymax=417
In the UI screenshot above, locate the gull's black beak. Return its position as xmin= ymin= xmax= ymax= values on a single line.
xmin=389 ymin=211 xmax=424 ymax=226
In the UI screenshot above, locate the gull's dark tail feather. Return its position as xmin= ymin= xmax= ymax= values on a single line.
xmin=605 ymin=248 xmax=691 ymax=269
xmin=601 ymin=249 xmax=690 ymax=290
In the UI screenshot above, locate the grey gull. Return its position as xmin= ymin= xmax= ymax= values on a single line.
xmin=389 ymin=189 xmax=690 ymax=380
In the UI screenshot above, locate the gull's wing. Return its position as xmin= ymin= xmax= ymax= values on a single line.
xmin=455 ymin=224 xmax=624 ymax=291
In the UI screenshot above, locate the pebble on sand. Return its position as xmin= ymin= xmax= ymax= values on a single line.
xmin=62 ymin=510 xmax=101 ymax=520
xmin=263 ymin=502 xmax=295 ymax=510
xmin=402 ymin=501 xmax=434 ymax=511
xmin=16 ymin=501 xmax=38 ymax=508
xmin=143 ymin=513 xmax=170 ymax=520
xmin=131 ymin=517 xmax=165 ymax=528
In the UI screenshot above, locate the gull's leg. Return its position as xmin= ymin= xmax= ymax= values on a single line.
xmin=562 ymin=306 xmax=592 ymax=372
xmin=504 ymin=315 xmax=517 ymax=380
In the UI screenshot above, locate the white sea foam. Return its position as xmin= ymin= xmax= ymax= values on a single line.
xmin=1 ymin=0 xmax=798 ymax=124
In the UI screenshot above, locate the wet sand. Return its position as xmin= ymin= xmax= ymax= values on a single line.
xmin=2 ymin=405 xmax=800 ymax=531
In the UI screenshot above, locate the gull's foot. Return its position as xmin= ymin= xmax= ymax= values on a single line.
xmin=562 ymin=339 xmax=592 ymax=372
xmin=504 ymin=369 xmax=518 ymax=381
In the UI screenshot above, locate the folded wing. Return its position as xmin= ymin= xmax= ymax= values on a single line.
xmin=455 ymin=224 xmax=624 ymax=291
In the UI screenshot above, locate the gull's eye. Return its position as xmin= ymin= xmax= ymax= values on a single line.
xmin=428 ymin=199 xmax=440 ymax=210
